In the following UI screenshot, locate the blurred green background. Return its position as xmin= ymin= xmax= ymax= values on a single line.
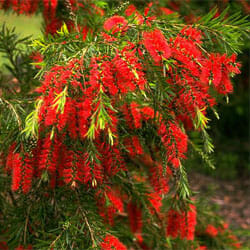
xmin=0 ymin=10 xmax=42 ymax=70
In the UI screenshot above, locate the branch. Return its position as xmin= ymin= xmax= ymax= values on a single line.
xmin=75 ymin=190 xmax=97 ymax=248
xmin=2 ymin=98 xmax=22 ymax=131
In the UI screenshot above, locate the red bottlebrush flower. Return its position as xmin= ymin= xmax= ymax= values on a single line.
xmin=92 ymin=161 xmax=104 ymax=186
xmin=147 ymin=192 xmax=162 ymax=214
xmin=180 ymin=204 xmax=196 ymax=240
xmin=37 ymin=135 xmax=53 ymax=172
xmin=125 ymin=4 xmax=143 ymax=25
xmin=88 ymin=55 xmax=119 ymax=100
xmin=201 ymin=53 xmax=240 ymax=95
xmin=158 ymin=121 xmax=188 ymax=168
xmin=205 ymin=224 xmax=218 ymax=237
xmin=141 ymin=106 xmax=155 ymax=120
xmin=228 ymin=234 xmax=242 ymax=249
xmin=17 ymin=0 xmax=31 ymax=14
xmin=77 ymin=99 xmax=92 ymax=139
xmin=21 ymin=155 xmax=34 ymax=193
xmin=43 ymin=0 xmax=58 ymax=20
xmin=177 ymin=114 xmax=194 ymax=131
xmin=121 ymin=104 xmax=134 ymax=130
xmin=61 ymin=150 xmax=75 ymax=185
xmin=80 ymin=25 xmax=90 ymax=41
xmin=159 ymin=7 xmax=174 ymax=15
xmin=132 ymin=136 xmax=143 ymax=155
xmin=101 ymin=60 xmax=118 ymax=95
xmin=95 ymin=187 xmax=123 ymax=225
xmin=44 ymin=105 xmax=57 ymax=128
xmin=45 ymin=18 xmax=62 ymax=35
xmin=100 ymin=235 xmax=127 ymax=250
xmin=99 ymin=143 xmax=126 ymax=177
xmin=125 ymin=4 xmax=137 ymax=16
xmin=101 ymin=32 xmax=117 ymax=43
xmin=7 ymin=0 xmax=39 ymax=14
xmin=11 ymin=153 xmax=22 ymax=191
xmin=130 ymin=102 xmax=142 ymax=129
xmin=143 ymin=29 xmax=171 ymax=63
xmin=166 ymin=204 xmax=196 ymax=240
xmin=106 ymin=189 xmax=124 ymax=213
xmin=171 ymin=30 xmax=202 ymax=61
xmin=5 ymin=143 xmax=16 ymax=173
xmin=124 ymin=136 xmax=144 ymax=157
xmin=29 ymin=0 xmax=40 ymax=14
xmin=148 ymin=162 xmax=169 ymax=194
xmin=127 ymin=201 xmax=143 ymax=234
xmin=166 ymin=209 xmax=181 ymax=238
xmin=103 ymin=15 xmax=128 ymax=35
xmin=180 ymin=26 xmax=202 ymax=43
xmin=74 ymin=152 xmax=90 ymax=185
xmin=64 ymin=99 xmax=78 ymax=139
xmin=30 ymin=52 xmax=43 ymax=69
xmin=144 ymin=2 xmax=153 ymax=17
xmin=112 ymin=46 xmax=147 ymax=94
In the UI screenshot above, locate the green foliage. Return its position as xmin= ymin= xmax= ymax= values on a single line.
xmin=196 ymin=7 xmax=250 ymax=53
xmin=22 ymin=99 xmax=42 ymax=139
xmin=0 ymin=25 xmax=39 ymax=154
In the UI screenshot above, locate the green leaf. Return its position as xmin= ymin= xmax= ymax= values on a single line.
xmin=22 ymin=99 xmax=43 ymax=138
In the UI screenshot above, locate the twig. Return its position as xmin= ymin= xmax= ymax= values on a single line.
xmin=24 ymin=205 xmax=32 ymax=245
xmin=75 ymin=191 xmax=96 ymax=248
xmin=49 ymin=230 xmax=65 ymax=249
xmin=2 ymin=98 xmax=22 ymax=130
xmin=80 ymin=207 xmax=96 ymax=248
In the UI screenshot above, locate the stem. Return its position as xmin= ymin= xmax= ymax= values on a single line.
xmin=75 ymin=190 xmax=97 ymax=248
xmin=3 ymin=98 xmax=22 ymax=131
xmin=80 ymin=207 xmax=96 ymax=248
xmin=49 ymin=230 xmax=65 ymax=248
xmin=24 ymin=205 xmax=31 ymax=245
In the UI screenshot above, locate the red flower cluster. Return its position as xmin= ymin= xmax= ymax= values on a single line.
xmin=125 ymin=4 xmax=143 ymax=24
xmin=6 ymin=151 xmax=33 ymax=193
xmin=112 ymin=46 xmax=147 ymax=94
xmin=166 ymin=204 xmax=197 ymax=240
xmin=127 ymin=202 xmax=143 ymax=242
xmin=104 ymin=15 xmax=128 ymax=35
xmin=30 ymin=52 xmax=43 ymax=69
xmin=201 ymin=53 xmax=240 ymax=95
xmin=2 ymin=4 xmax=243 ymax=249
xmin=202 ymin=223 xmax=242 ymax=249
xmin=0 ymin=0 xmax=39 ymax=14
xmin=158 ymin=121 xmax=188 ymax=168
xmin=96 ymin=187 xmax=124 ymax=225
xmin=43 ymin=0 xmax=58 ymax=20
xmin=205 ymin=224 xmax=218 ymax=237
xmin=148 ymin=162 xmax=170 ymax=194
xmin=100 ymin=235 xmax=127 ymax=250
xmin=143 ymin=29 xmax=171 ymax=63
xmin=147 ymin=192 xmax=162 ymax=214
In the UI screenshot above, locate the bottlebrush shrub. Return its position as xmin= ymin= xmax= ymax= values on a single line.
xmin=0 ymin=1 xmax=248 ymax=249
